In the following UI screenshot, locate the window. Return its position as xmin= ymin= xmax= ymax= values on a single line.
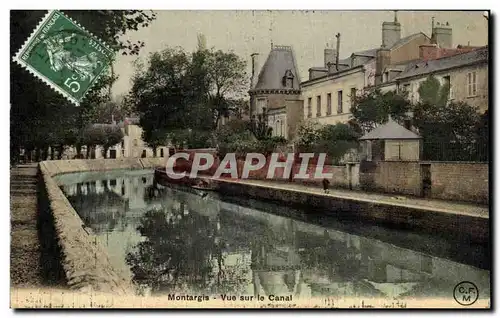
xmin=316 ymin=95 xmax=322 ymax=117
xmin=133 ymin=139 xmax=138 ymax=147
xmin=141 ymin=149 xmax=147 ymax=158
xmin=326 ymin=93 xmax=332 ymax=115
xmin=160 ymin=148 xmax=164 ymax=157
xmin=443 ymin=76 xmax=452 ymax=100
xmin=467 ymin=72 xmax=477 ymax=97
xmin=283 ymin=70 xmax=294 ymax=88
xmin=350 ymin=88 xmax=357 ymax=107
xmin=307 ymin=98 xmax=312 ymax=118
xmin=337 ymin=90 xmax=343 ymax=114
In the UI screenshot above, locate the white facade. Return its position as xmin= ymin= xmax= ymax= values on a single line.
xmin=267 ymin=108 xmax=288 ymax=139
xmin=61 ymin=123 xmax=169 ymax=159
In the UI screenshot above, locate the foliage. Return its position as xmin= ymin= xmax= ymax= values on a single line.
xmin=295 ymin=121 xmax=322 ymax=151
xmin=82 ymin=124 xmax=124 ymax=158
xmin=204 ymin=49 xmax=248 ymax=128
xmin=414 ymin=100 xmax=482 ymax=161
xmin=316 ymin=123 xmax=360 ymax=162
xmin=249 ymin=111 xmax=273 ymax=141
xmin=414 ymin=76 xmax=485 ymax=161
xmin=128 ymin=45 xmax=248 ymax=151
xmin=125 ymin=207 xmax=218 ymax=293
xmin=474 ymin=110 xmax=489 ymax=161
xmin=350 ymin=89 xmax=411 ymax=133
xmin=295 ymin=122 xmax=360 ymax=164
xmin=417 ymin=75 xmax=450 ymax=108
xmin=11 ymin=10 xmax=156 ymax=163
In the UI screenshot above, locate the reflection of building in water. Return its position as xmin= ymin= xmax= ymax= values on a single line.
xmin=216 ymin=200 xmax=490 ymax=299
xmin=62 ymin=173 xmax=157 ymax=212
xmin=60 ymin=175 xmax=490 ymax=300
xmin=250 ymin=218 xmax=310 ymax=299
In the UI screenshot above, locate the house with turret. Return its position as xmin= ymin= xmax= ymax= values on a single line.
xmin=248 ymin=45 xmax=303 ymax=141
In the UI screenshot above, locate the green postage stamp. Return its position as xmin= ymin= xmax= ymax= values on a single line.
xmin=13 ymin=10 xmax=114 ymax=105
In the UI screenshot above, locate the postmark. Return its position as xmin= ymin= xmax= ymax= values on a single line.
xmin=453 ymin=281 xmax=479 ymax=306
xmin=13 ymin=10 xmax=115 ymax=106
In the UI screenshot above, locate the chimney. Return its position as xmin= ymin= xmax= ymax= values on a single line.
xmin=419 ymin=44 xmax=438 ymax=60
xmin=250 ymin=53 xmax=259 ymax=89
xmin=335 ymin=33 xmax=341 ymax=71
xmin=375 ymin=48 xmax=391 ymax=85
xmin=381 ymin=11 xmax=401 ymax=48
xmin=324 ymin=46 xmax=336 ymax=68
xmin=432 ymin=21 xmax=452 ymax=48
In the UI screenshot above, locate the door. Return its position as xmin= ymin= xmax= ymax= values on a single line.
xmin=421 ymin=164 xmax=431 ymax=197
xmin=348 ymin=164 xmax=353 ymax=190
xmin=109 ymin=149 xmax=117 ymax=159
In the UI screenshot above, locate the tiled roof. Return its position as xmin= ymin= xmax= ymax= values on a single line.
xmin=393 ymin=47 xmax=488 ymax=81
xmin=253 ymin=45 xmax=301 ymax=91
xmin=359 ymin=120 xmax=421 ymax=140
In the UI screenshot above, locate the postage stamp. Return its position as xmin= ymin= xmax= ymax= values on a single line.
xmin=13 ymin=10 xmax=114 ymax=105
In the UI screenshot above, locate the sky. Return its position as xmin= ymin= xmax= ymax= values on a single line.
xmin=111 ymin=10 xmax=489 ymax=98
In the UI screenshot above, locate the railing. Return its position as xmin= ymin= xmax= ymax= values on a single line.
xmin=421 ymin=141 xmax=489 ymax=162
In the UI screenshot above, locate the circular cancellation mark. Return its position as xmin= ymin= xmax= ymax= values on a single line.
xmin=453 ymin=281 xmax=479 ymax=306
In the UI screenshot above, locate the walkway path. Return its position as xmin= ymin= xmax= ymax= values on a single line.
xmin=208 ymin=177 xmax=489 ymax=219
xmin=10 ymin=164 xmax=43 ymax=287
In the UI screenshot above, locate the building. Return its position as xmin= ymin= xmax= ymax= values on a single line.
xmin=301 ymin=12 xmax=434 ymax=127
xmin=62 ymin=117 xmax=169 ymax=159
xmin=248 ymin=45 xmax=303 ymax=141
xmin=378 ymin=46 xmax=489 ymax=113
xmin=359 ymin=120 xmax=422 ymax=162
xmin=119 ymin=117 xmax=169 ymax=158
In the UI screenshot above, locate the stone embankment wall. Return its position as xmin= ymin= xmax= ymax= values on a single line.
xmin=211 ymin=179 xmax=489 ymax=244
xmin=38 ymin=158 xmax=165 ymax=295
xmin=174 ymin=149 xmax=488 ymax=204
xmin=359 ymin=161 xmax=489 ymax=204
xmin=429 ymin=162 xmax=489 ymax=204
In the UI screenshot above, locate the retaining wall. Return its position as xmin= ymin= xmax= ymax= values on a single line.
xmin=212 ymin=179 xmax=489 ymax=244
xmin=430 ymin=162 xmax=489 ymax=204
xmin=38 ymin=158 xmax=165 ymax=295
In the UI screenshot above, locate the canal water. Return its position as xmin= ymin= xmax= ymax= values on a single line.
xmin=55 ymin=169 xmax=490 ymax=301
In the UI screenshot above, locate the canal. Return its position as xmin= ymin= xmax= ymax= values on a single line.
xmin=55 ymin=169 xmax=490 ymax=301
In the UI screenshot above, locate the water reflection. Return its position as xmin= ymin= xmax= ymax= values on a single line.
xmin=59 ymin=170 xmax=490 ymax=300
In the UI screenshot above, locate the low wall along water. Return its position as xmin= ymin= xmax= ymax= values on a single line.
xmin=37 ymin=157 xmax=488 ymax=294
xmin=38 ymin=158 xmax=165 ymax=295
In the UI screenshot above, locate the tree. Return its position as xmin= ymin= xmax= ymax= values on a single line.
xmin=350 ymin=89 xmax=411 ymax=133
xmin=204 ymin=50 xmax=248 ymax=129
xmin=316 ymin=123 xmax=360 ymax=163
xmin=417 ymin=75 xmax=450 ymax=107
xmin=249 ymin=110 xmax=273 ymax=141
xmin=474 ymin=110 xmax=489 ymax=161
xmin=128 ymin=45 xmax=249 ymax=151
xmin=100 ymin=125 xmax=124 ymax=158
xmin=129 ymin=48 xmax=194 ymax=147
xmin=81 ymin=124 xmax=123 ymax=159
xmin=414 ymin=76 xmax=482 ymax=161
xmin=295 ymin=121 xmax=322 ymax=152
xmin=11 ymin=10 xmax=156 ymax=163
xmin=295 ymin=122 xmax=360 ymax=164
xmin=142 ymin=128 xmax=168 ymax=157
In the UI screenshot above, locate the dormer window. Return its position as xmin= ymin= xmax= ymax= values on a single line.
xmin=282 ymin=69 xmax=294 ymax=88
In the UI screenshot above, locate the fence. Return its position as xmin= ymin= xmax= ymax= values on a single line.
xmin=421 ymin=141 xmax=489 ymax=162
